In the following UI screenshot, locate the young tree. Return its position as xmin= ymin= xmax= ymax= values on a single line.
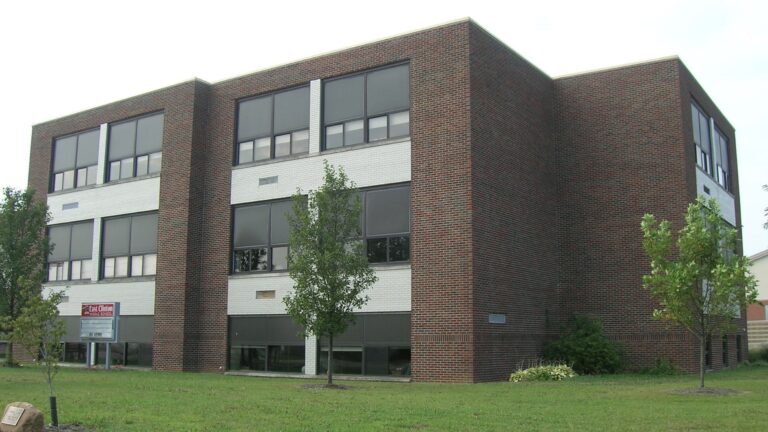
xmin=641 ymin=197 xmax=757 ymax=388
xmin=0 ymin=187 xmax=50 ymax=366
xmin=284 ymin=162 xmax=377 ymax=386
xmin=13 ymin=289 xmax=66 ymax=428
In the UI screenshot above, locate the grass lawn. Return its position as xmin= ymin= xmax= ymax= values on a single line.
xmin=1 ymin=365 xmax=767 ymax=431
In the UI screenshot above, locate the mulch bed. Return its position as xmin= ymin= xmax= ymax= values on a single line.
xmin=301 ymin=383 xmax=351 ymax=390
xmin=667 ymin=387 xmax=743 ymax=396
xmin=44 ymin=424 xmax=94 ymax=431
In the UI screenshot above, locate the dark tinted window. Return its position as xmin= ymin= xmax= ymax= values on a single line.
xmin=274 ymin=87 xmax=310 ymax=134
xmin=270 ymin=200 xmax=292 ymax=244
xmin=103 ymin=217 xmax=131 ymax=257
xmin=233 ymin=205 xmax=269 ymax=247
xmin=70 ymin=222 xmax=94 ymax=259
xmin=48 ymin=221 xmax=93 ymax=262
xmin=237 ymin=97 xmax=272 ymax=142
xmin=109 ymin=121 xmax=136 ymax=160
xmin=324 ymin=75 xmax=364 ymax=124
xmin=136 ymin=114 xmax=164 ymax=154
xmin=129 ymin=214 xmax=158 ymax=254
xmin=366 ymin=187 xmax=410 ymax=236
xmin=48 ymin=225 xmax=72 ymax=262
xmin=366 ymin=64 xmax=409 ymax=116
xmin=75 ymin=130 xmax=100 ymax=167
xmin=53 ymin=136 xmax=77 ymax=172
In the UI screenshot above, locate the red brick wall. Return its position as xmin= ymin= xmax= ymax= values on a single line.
xmin=468 ymin=24 xmax=561 ymax=381
xmin=203 ymin=20 xmax=475 ymax=381
xmin=553 ymin=59 xmax=699 ymax=371
xmin=748 ymin=303 xmax=766 ymax=321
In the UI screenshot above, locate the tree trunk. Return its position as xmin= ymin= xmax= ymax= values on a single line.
xmin=6 ymin=341 xmax=15 ymax=366
xmin=327 ymin=334 xmax=334 ymax=386
xmin=699 ymin=335 xmax=705 ymax=388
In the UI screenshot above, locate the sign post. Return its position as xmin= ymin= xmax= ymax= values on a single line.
xmin=80 ymin=303 xmax=120 ymax=369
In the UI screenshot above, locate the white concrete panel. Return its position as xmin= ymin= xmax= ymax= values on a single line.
xmin=309 ymin=79 xmax=321 ymax=155
xmin=96 ymin=123 xmax=108 ymax=185
xmin=44 ymin=280 xmax=155 ymax=316
xmin=48 ymin=176 xmax=160 ymax=224
xmin=695 ymin=167 xmax=736 ymax=225
xmin=231 ymin=140 xmax=410 ymax=205
xmin=90 ymin=218 xmax=102 ymax=282
xmin=304 ymin=336 xmax=317 ymax=375
xmin=227 ymin=265 xmax=411 ymax=315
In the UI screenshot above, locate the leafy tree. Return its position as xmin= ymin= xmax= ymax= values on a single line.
xmin=0 ymin=188 xmax=50 ymax=366
xmin=763 ymin=184 xmax=767 ymax=230
xmin=284 ymin=162 xmax=377 ymax=386
xmin=13 ymin=289 xmax=65 ymax=428
xmin=641 ymin=197 xmax=757 ymax=388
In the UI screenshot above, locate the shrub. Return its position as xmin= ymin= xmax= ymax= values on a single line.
xmin=509 ymin=363 xmax=577 ymax=382
xmin=543 ymin=315 xmax=622 ymax=374
xmin=748 ymin=346 xmax=768 ymax=363
xmin=633 ymin=358 xmax=681 ymax=375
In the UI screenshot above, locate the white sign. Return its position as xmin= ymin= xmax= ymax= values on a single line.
xmin=80 ymin=318 xmax=116 ymax=340
xmin=80 ymin=302 xmax=120 ymax=342
xmin=1 ymin=406 xmax=24 ymax=426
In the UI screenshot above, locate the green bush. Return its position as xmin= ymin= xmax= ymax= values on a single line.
xmin=543 ymin=315 xmax=622 ymax=374
xmin=509 ymin=363 xmax=577 ymax=382
xmin=748 ymin=346 xmax=768 ymax=363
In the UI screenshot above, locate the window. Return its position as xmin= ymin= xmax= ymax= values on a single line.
xmin=736 ymin=335 xmax=742 ymax=363
xmin=51 ymin=129 xmax=99 ymax=192
xmin=228 ymin=316 xmax=305 ymax=372
xmin=232 ymin=200 xmax=292 ymax=272
xmin=722 ymin=335 xmax=729 ymax=367
xmin=47 ymin=221 xmax=94 ymax=281
xmin=323 ymin=64 xmax=410 ymax=149
xmin=713 ymin=127 xmax=730 ymax=191
xmin=362 ymin=185 xmax=410 ymax=263
xmin=107 ymin=113 xmax=163 ymax=182
xmin=102 ymin=213 xmax=158 ymax=278
xmin=236 ymin=86 xmax=310 ymax=164
xmin=691 ymin=102 xmax=712 ymax=175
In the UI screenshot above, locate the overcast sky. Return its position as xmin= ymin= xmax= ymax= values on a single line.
xmin=1 ymin=0 xmax=765 ymax=255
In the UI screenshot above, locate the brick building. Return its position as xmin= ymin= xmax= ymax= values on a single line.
xmin=27 ymin=19 xmax=747 ymax=382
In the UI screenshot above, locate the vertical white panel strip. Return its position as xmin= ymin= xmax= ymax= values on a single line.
xmin=90 ymin=218 xmax=101 ymax=282
xmin=309 ymin=79 xmax=322 ymax=154
xmin=709 ymin=117 xmax=718 ymax=172
xmin=304 ymin=335 xmax=317 ymax=375
xmin=96 ymin=123 xmax=108 ymax=185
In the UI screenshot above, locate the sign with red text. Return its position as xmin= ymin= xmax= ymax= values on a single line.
xmin=80 ymin=303 xmax=120 ymax=342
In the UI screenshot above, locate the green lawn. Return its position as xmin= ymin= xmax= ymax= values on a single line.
xmin=1 ymin=365 xmax=767 ymax=431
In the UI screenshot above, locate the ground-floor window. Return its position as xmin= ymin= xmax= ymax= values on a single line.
xmin=317 ymin=313 xmax=411 ymax=376
xmin=228 ymin=315 xmax=306 ymax=373
xmin=317 ymin=346 xmax=411 ymax=376
xmin=736 ymin=335 xmax=742 ymax=362
xmin=722 ymin=335 xmax=729 ymax=367
xmin=61 ymin=342 xmax=152 ymax=367
xmin=0 ymin=341 xmax=7 ymax=360
xmin=229 ymin=345 xmax=305 ymax=373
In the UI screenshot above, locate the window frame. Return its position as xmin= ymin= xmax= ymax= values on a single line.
xmin=46 ymin=220 xmax=94 ymax=282
xmin=359 ymin=183 xmax=411 ymax=265
xmin=691 ymin=99 xmax=733 ymax=194
xmin=322 ymin=62 xmax=411 ymax=151
xmin=100 ymin=211 xmax=158 ymax=279
xmin=713 ymin=126 xmax=730 ymax=191
xmin=106 ymin=111 xmax=164 ymax=183
xmin=50 ymin=128 xmax=100 ymax=193
xmin=231 ymin=198 xmax=293 ymax=274
xmin=234 ymin=85 xmax=311 ymax=165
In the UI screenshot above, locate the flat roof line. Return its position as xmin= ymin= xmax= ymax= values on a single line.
xmin=553 ymin=55 xmax=680 ymax=80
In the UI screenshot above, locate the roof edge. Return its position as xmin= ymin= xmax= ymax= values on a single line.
xmin=553 ymin=55 xmax=681 ymax=80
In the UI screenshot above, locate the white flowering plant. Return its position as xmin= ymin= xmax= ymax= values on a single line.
xmin=509 ymin=363 xmax=577 ymax=383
